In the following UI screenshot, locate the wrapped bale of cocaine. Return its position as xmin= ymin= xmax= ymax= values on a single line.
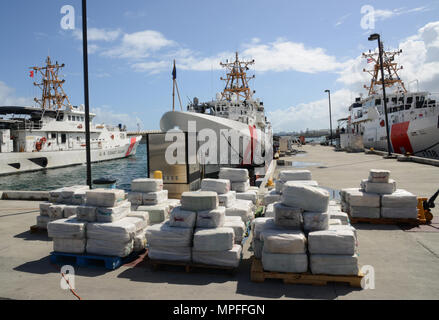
xmin=381 ymin=189 xmax=418 ymax=219
xmin=181 ymin=191 xmax=218 ymax=212
xmin=145 ymin=220 xmax=194 ymax=262
xmin=131 ymin=178 xmax=163 ymax=193
xmin=63 ymin=205 xmax=78 ymax=218
xmin=218 ymin=191 xmax=236 ymax=208
xmin=192 ymin=227 xmax=241 ymax=267
xmin=273 ymin=203 xmax=303 ymax=228
xmin=136 ymin=203 xmax=172 ymax=225
xmin=201 ymin=178 xmax=231 ymax=194
xmin=168 ymin=206 xmax=197 ymax=228
xmin=275 ymin=179 xmax=318 ymax=194
xmin=261 ymin=229 xmax=308 ymax=273
xmin=48 ymin=204 xmax=66 ymax=220
xmin=275 ymin=169 xmax=314 ymax=194
xmin=310 ymin=254 xmax=359 ymax=275
xmin=225 ymin=199 xmax=254 ymax=223
xmin=123 ymin=216 xmax=148 ymax=252
xmin=196 ymin=206 xmax=226 ymax=228
xmin=49 ymin=185 xmax=90 ymax=204
xmin=77 ymin=205 xmax=97 ymax=222
xmin=224 ymin=216 xmax=246 ymax=244
xmin=48 ymin=218 xmax=87 ymax=254
xmin=86 ymin=189 xmax=126 ymax=207
xmin=281 ymin=183 xmax=329 ymax=212
xmin=96 ymin=200 xmax=131 ymax=223
xmin=302 ymin=211 xmax=330 ymax=231
xmin=368 ymin=169 xmax=390 ymax=183
xmin=263 ymin=190 xmax=281 ymax=206
xmin=142 ymin=190 xmax=168 ymax=206
xmin=250 ymin=217 xmax=279 ymax=259
xmin=218 ymin=168 xmax=250 ymax=193
xmin=235 ymin=190 xmax=258 ymax=205
xmin=361 ymin=179 xmax=396 ymax=195
xmin=231 ymin=180 xmax=250 ymax=193
xmin=265 ymin=203 xmax=275 ymax=217
xmin=86 ymin=218 xmax=137 ymax=257
xmin=342 ymin=188 xmax=381 ymax=218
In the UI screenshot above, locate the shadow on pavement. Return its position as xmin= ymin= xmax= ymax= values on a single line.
xmin=14 ymin=230 xmax=51 ymax=242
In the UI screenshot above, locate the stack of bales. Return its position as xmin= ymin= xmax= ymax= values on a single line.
xmin=218 ymin=168 xmax=255 ymax=223
xmin=341 ymin=169 xmax=418 ymax=219
xmin=36 ymin=185 xmax=90 ymax=229
xmin=200 ymin=179 xmax=246 ymax=244
xmin=274 ymin=170 xmax=318 ymax=194
xmin=128 ymin=178 xmax=173 ymax=224
xmin=253 ymin=183 xmax=359 ymax=275
xmin=47 ymin=188 xmax=148 ymax=256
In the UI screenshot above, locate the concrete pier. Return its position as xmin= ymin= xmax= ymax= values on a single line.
xmin=0 ymin=145 xmax=438 ymax=300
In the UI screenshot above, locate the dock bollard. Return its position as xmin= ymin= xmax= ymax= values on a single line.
xmin=153 ymin=170 xmax=163 ymax=179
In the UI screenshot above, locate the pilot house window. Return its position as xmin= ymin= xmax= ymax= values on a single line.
xmin=61 ymin=134 xmax=67 ymax=143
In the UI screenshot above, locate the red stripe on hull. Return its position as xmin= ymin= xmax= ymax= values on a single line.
xmin=125 ymin=137 xmax=137 ymax=156
xmin=390 ymin=121 xmax=413 ymax=154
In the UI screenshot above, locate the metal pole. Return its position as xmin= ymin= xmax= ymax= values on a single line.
xmin=376 ymin=36 xmax=392 ymax=157
xmin=82 ymin=0 xmax=92 ymax=188
xmin=328 ymin=91 xmax=333 ymax=146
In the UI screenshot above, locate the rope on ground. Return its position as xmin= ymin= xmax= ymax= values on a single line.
xmin=51 ymin=262 xmax=82 ymax=300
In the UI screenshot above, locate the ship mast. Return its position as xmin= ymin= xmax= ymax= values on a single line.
xmin=362 ymin=46 xmax=407 ymax=96
xmin=31 ymin=56 xmax=72 ymax=110
xmin=220 ymin=52 xmax=255 ymax=101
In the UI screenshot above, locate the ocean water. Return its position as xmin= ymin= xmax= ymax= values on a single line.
xmin=0 ymin=144 xmax=148 ymax=192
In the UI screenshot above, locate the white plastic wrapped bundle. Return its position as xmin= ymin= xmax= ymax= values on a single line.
xmin=169 ymin=206 xmax=197 ymax=228
xmin=145 ymin=221 xmax=193 ymax=247
xmin=340 ymin=188 xmax=359 ymax=203
xmin=262 ymin=252 xmax=308 ymax=273
xmin=231 ymin=180 xmax=250 ymax=192
xmin=224 ymin=216 xmax=246 ymax=243
xmin=192 ymin=244 xmax=242 ymax=267
xmin=53 ymin=238 xmax=86 ymax=254
xmin=345 ymin=188 xmax=380 ymax=207
xmin=48 ymin=204 xmax=66 ymax=219
xmin=148 ymin=246 xmax=191 ymax=262
xmin=218 ymin=191 xmax=236 ymax=208
xmin=167 ymin=199 xmax=181 ymax=210
xmin=86 ymin=189 xmax=125 ymax=207
xmin=381 ymin=207 xmax=418 ymax=219
xmin=201 ymin=178 xmax=231 ymax=194
xmin=368 ymin=169 xmax=390 ymax=183
xmin=87 ymin=218 xmax=136 ymax=242
xmin=261 ymin=229 xmax=307 ymax=254
xmin=48 ymin=188 xmax=64 ymax=203
xmin=77 ymin=205 xmax=97 ymax=222
xmin=265 ymin=203 xmax=275 ymax=217
xmin=275 ymin=180 xmax=285 ymax=194
xmin=133 ymin=233 xmax=147 ymax=252
xmin=72 ymin=189 xmax=87 ymax=205
xmin=219 ymin=168 xmax=249 ymax=182
xmin=310 ymin=254 xmax=359 ymax=275
xmin=329 ymin=211 xmax=349 ymax=225
xmin=181 ymin=191 xmax=218 ymax=211
xmin=279 ymin=170 xmax=312 ymax=181
xmin=276 ymin=180 xmax=318 ymax=193
xmin=264 ymin=190 xmax=281 ymax=206
xmin=329 ymin=219 xmax=342 ymax=225
xmin=308 ymin=228 xmax=356 ymax=255
xmin=252 ymin=239 xmax=263 ymax=259
xmin=87 ymin=238 xmax=133 ymax=257
xmin=235 ymin=190 xmax=258 ymax=204
xmin=96 ymin=200 xmax=131 ymax=223
xmin=225 ymin=199 xmax=254 ymax=223
xmin=47 ymin=218 xmax=86 ymax=239
xmin=36 ymin=215 xmax=52 ymax=229
xmin=281 ymin=184 xmax=329 ymax=212
xmin=274 ymin=203 xmax=303 ymax=228
xmin=361 ymin=179 xmax=396 ymax=195
xmin=381 ymin=189 xmax=417 ymax=207
xmin=123 ymin=216 xmax=148 ymax=233
xmin=196 ymin=206 xmax=226 ymax=228
xmin=142 ymin=190 xmax=168 ymax=205
xmin=341 ymin=201 xmax=349 ymax=213
xmin=127 ymin=192 xmax=144 ymax=205
xmin=131 ymin=178 xmax=163 ymax=193
xmin=137 ymin=203 xmax=170 ymax=224
xmin=350 ymin=206 xmax=380 ymax=218
xmin=127 ymin=211 xmax=149 ymax=224
xmin=63 ymin=205 xmax=78 ymax=218
xmin=193 ymin=227 xmax=234 ymax=251
xmin=39 ymin=202 xmax=51 ymax=216
xmin=303 ymin=211 xmax=329 ymax=231
xmin=329 ymin=224 xmax=358 ymax=241
xmin=60 ymin=185 xmax=89 ymax=203
xmin=252 ymin=217 xmax=277 ymax=240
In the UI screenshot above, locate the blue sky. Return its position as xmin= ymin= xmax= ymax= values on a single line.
xmin=0 ymin=0 xmax=438 ymax=132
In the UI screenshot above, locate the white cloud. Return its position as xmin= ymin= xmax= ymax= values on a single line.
xmin=73 ymin=27 xmax=122 ymax=42
xmin=103 ymin=30 xmax=176 ymax=59
xmin=335 ymin=13 xmax=351 ymax=27
xmin=0 ymin=81 xmax=32 ymax=106
xmin=374 ymin=6 xmax=429 ymax=21
xmin=91 ymin=105 xmax=143 ymax=131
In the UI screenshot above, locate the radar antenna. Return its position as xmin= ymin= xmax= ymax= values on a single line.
xmin=220 ymin=52 xmax=255 ymax=101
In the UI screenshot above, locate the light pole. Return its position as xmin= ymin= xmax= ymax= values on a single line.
xmin=324 ymin=89 xmax=333 ymax=146
xmin=368 ymin=33 xmax=392 ymax=157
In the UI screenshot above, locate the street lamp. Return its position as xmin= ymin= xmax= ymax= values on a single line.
xmin=368 ymin=33 xmax=392 ymax=157
xmin=324 ymin=89 xmax=333 ymax=146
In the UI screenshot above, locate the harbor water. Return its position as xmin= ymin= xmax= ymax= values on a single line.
xmin=0 ymin=144 xmax=148 ymax=192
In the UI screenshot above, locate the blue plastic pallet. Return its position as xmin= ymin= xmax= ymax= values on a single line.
xmin=50 ymin=250 xmax=144 ymax=270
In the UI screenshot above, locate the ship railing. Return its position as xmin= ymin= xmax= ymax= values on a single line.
xmin=14 ymin=120 xmax=43 ymax=130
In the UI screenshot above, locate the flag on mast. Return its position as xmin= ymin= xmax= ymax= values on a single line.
xmin=29 ymin=70 xmax=34 ymax=78
xmin=172 ymin=60 xmax=176 ymax=80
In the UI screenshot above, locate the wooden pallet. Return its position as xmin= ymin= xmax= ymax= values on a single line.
xmin=348 ymin=214 xmax=426 ymax=226
xmin=50 ymin=249 xmax=145 ymax=270
xmin=250 ymin=258 xmax=363 ymax=288
xmin=29 ymin=225 xmax=47 ymax=234
xmin=146 ymin=256 xmax=237 ymax=275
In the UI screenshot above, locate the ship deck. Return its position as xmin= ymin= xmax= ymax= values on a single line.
xmin=1 ymin=145 xmax=438 ymax=299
